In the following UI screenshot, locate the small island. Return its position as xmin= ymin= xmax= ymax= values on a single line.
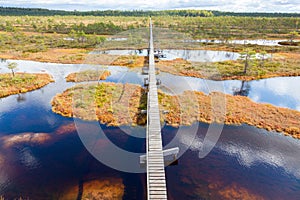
xmin=51 ymin=82 xmax=146 ymax=125
xmin=51 ymin=82 xmax=300 ymax=140
xmin=0 ymin=73 xmax=54 ymax=98
xmin=65 ymin=69 xmax=111 ymax=82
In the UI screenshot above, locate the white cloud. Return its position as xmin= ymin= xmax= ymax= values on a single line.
xmin=0 ymin=0 xmax=299 ymax=12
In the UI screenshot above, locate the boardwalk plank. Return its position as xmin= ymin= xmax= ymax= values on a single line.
xmin=147 ymin=18 xmax=168 ymax=200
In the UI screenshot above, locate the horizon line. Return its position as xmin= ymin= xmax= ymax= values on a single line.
xmin=1 ymin=6 xmax=299 ymax=14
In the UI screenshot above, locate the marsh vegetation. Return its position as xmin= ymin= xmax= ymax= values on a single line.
xmin=0 ymin=72 xmax=54 ymax=98
xmin=52 ymin=82 xmax=300 ymax=139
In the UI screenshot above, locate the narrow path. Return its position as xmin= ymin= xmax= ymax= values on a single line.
xmin=146 ymin=18 xmax=168 ymax=200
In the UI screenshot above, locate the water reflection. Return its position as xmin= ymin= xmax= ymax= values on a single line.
xmin=94 ymin=49 xmax=240 ymax=62
xmin=161 ymin=49 xmax=240 ymax=62
xmin=164 ymin=123 xmax=300 ymax=200
xmin=1 ymin=59 xmax=300 ymax=113
xmin=1 ymin=119 xmax=300 ymax=199
xmin=0 ymin=59 xmax=131 ymax=133
xmin=16 ymin=94 xmax=26 ymax=102
xmin=232 ymin=81 xmax=251 ymax=96
xmin=158 ymin=73 xmax=300 ymax=111
xmin=228 ymin=77 xmax=300 ymax=111
xmin=18 ymin=147 xmax=41 ymax=169
xmin=0 ymin=121 xmax=145 ymax=199
xmin=184 ymin=39 xmax=286 ymax=46
xmin=0 ymin=59 xmax=300 ymax=198
xmin=107 ymin=37 xmax=128 ymax=41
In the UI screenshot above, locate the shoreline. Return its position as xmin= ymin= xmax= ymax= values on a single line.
xmin=0 ymin=73 xmax=54 ymax=98
xmin=66 ymin=70 xmax=111 ymax=82
xmin=2 ymin=48 xmax=300 ymax=81
xmin=51 ymin=82 xmax=300 ymax=140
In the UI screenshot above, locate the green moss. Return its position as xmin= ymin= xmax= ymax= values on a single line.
xmin=138 ymin=93 xmax=147 ymax=110
xmin=94 ymin=83 xmax=116 ymax=107
xmin=0 ymin=73 xmax=53 ymax=98
xmin=164 ymin=56 xmax=300 ymax=80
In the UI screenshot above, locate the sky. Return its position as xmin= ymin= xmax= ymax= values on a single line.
xmin=0 ymin=0 xmax=299 ymax=13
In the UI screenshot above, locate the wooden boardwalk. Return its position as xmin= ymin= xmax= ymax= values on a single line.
xmin=146 ymin=18 xmax=168 ymax=200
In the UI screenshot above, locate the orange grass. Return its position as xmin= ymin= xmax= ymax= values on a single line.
xmin=66 ymin=70 xmax=111 ymax=82
xmin=52 ymin=82 xmax=300 ymax=140
xmin=0 ymin=73 xmax=54 ymax=98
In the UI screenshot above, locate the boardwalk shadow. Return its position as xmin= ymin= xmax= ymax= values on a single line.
xmin=135 ymin=48 xmax=149 ymax=126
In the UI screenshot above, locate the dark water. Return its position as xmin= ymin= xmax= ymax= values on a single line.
xmin=0 ymin=122 xmax=146 ymax=199
xmin=1 ymin=59 xmax=300 ymax=199
xmin=164 ymin=124 xmax=300 ymax=199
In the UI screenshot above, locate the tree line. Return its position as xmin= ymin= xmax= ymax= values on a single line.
xmin=0 ymin=7 xmax=213 ymax=17
xmin=1 ymin=7 xmax=299 ymax=17
xmin=212 ymin=11 xmax=300 ymax=18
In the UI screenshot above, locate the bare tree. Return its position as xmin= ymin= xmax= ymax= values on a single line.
xmin=7 ymin=62 xmax=18 ymax=77
xmin=289 ymin=31 xmax=299 ymax=43
xmin=240 ymin=49 xmax=256 ymax=74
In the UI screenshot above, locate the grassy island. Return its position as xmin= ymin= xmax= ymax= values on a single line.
xmin=100 ymin=52 xmax=300 ymax=81
xmin=66 ymin=69 xmax=111 ymax=82
xmin=0 ymin=73 xmax=54 ymax=98
xmin=83 ymin=52 xmax=300 ymax=81
xmin=156 ymin=53 xmax=300 ymax=81
xmin=51 ymin=82 xmax=146 ymax=125
xmin=0 ymin=14 xmax=298 ymax=82
xmin=51 ymin=82 xmax=300 ymax=140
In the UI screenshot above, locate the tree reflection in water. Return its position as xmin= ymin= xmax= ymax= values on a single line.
xmin=16 ymin=94 xmax=26 ymax=102
xmin=233 ymin=81 xmax=251 ymax=97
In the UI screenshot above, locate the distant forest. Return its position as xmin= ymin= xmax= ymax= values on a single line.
xmin=0 ymin=7 xmax=299 ymax=17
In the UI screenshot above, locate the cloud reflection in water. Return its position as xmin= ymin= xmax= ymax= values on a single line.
xmin=177 ymin=124 xmax=300 ymax=179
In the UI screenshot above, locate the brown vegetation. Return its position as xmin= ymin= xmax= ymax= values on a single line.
xmin=112 ymin=55 xmax=147 ymax=68
xmin=0 ymin=48 xmax=88 ymax=64
xmin=156 ymin=53 xmax=300 ymax=81
xmin=209 ymin=182 xmax=265 ymax=200
xmin=60 ymin=178 xmax=124 ymax=200
xmin=1 ymin=45 xmax=299 ymax=81
xmin=51 ymin=82 xmax=300 ymax=140
xmin=66 ymin=70 xmax=111 ymax=82
xmin=0 ymin=73 xmax=54 ymax=98
xmin=51 ymin=82 xmax=146 ymax=126
xmin=176 ymin=162 xmax=266 ymax=200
